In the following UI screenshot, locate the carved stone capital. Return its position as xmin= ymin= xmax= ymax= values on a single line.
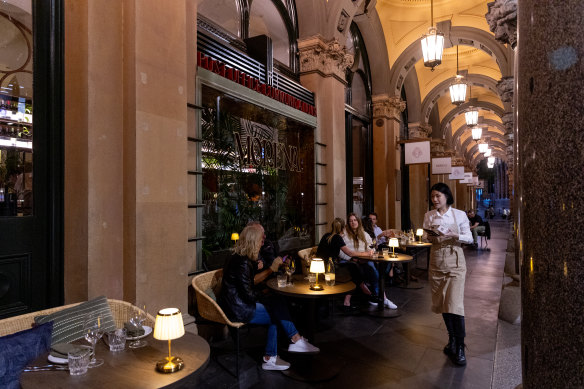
xmin=298 ymin=36 xmax=354 ymax=83
xmin=372 ymin=94 xmax=406 ymax=121
xmin=486 ymin=0 xmax=517 ymax=48
xmin=497 ymin=77 xmax=514 ymax=104
xmin=407 ymin=122 xmax=432 ymax=139
xmin=502 ymin=112 xmax=514 ymax=133
xmin=452 ymin=156 xmax=465 ymax=166
xmin=430 ymin=138 xmax=446 ymax=157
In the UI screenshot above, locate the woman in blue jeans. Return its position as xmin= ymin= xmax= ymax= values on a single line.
xmin=218 ymin=226 xmax=319 ymax=371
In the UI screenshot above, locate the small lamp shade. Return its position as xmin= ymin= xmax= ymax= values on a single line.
xmin=231 ymin=233 xmax=239 ymax=241
xmin=153 ymin=308 xmax=185 ymax=373
xmin=309 ymin=258 xmax=325 ymax=291
xmin=416 ymin=229 xmax=424 ymax=237
xmin=388 ymin=238 xmax=399 ymax=258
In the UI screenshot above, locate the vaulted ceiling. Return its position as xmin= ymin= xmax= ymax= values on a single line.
xmin=375 ymin=0 xmax=513 ymax=168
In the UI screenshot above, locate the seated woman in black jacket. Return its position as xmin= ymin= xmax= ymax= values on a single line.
xmin=218 ymin=226 xmax=319 ymax=371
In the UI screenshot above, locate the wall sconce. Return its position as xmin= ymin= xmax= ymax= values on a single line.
xmin=153 ymin=308 xmax=185 ymax=373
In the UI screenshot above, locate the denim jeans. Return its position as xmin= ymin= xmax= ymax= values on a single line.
xmin=361 ymin=261 xmax=380 ymax=295
xmin=249 ymin=302 xmax=298 ymax=356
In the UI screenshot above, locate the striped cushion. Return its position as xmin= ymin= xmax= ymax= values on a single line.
xmin=34 ymin=296 xmax=116 ymax=345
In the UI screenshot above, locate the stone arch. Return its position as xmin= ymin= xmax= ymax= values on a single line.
xmin=441 ymin=101 xmax=505 ymax=138
xmin=452 ymin=118 xmax=506 ymax=143
xmin=421 ymin=74 xmax=501 ymax=123
xmin=388 ymin=24 xmax=511 ymax=98
xmin=467 ymin=142 xmax=507 ymax=162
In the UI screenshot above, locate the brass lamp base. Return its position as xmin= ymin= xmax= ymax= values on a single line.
xmin=156 ymin=356 xmax=184 ymax=373
xmin=310 ymin=284 xmax=324 ymax=291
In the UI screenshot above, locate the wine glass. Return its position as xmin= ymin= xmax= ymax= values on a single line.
xmin=286 ymin=260 xmax=296 ymax=285
xmin=128 ymin=304 xmax=148 ymax=349
xmin=83 ymin=314 xmax=104 ymax=368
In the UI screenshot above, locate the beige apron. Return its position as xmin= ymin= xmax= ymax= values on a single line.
xmin=429 ymin=210 xmax=466 ymax=316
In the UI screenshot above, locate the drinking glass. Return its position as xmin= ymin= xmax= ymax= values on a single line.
xmin=68 ymin=348 xmax=91 ymax=376
xmin=83 ymin=314 xmax=105 ymax=368
xmin=277 ymin=274 xmax=287 ymax=288
xmin=324 ymin=272 xmax=335 ymax=286
xmin=286 ymin=260 xmax=296 ymax=285
xmin=128 ymin=304 xmax=148 ymax=349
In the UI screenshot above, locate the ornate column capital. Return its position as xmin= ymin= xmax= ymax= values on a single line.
xmin=452 ymin=156 xmax=465 ymax=166
xmin=486 ymin=0 xmax=517 ymax=49
xmin=430 ymin=138 xmax=446 ymax=158
xmin=502 ymin=112 xmax=514 ymax=134
xmin=298 ymin=35 xmax=354 ymax=84
xmin=407 ymin=122 xmax=432 ymax=140
xmin=497 ymin=77 xmax=514 ymax=104
xmin=372 ymin=94 xmax=406 ymax=122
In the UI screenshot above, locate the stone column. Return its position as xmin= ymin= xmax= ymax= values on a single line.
xmin=298 ymin=36 xmax=353 ymax=236
xmin=518 ymin=1 xmax=584 ymax=387
xmin=372 ymin=95 xmax=405 ymax=229
xmin=406 ymin=124 xmax=432 ymax=228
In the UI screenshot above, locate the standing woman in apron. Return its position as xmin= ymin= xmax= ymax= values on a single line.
xmin=423 ymin=183 xmax=473 ymax=366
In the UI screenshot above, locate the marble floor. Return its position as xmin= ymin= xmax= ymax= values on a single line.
xmin=188 ymin=218 xmax=518 ymax=389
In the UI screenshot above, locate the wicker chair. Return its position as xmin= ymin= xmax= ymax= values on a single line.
xmin=0 ymin=299 xmax=155 ymax=337
xmin=192 ymin=269 xmax=245 ymax=378
xmin=297 ymin=246 xmax=318 ymax=276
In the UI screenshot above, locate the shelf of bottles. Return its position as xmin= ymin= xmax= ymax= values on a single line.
xmin=0 ymin=94 xmax=33 ymax=150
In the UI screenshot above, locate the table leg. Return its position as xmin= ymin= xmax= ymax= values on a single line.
xmin=365 ymin=262 xmax=400 ymax=318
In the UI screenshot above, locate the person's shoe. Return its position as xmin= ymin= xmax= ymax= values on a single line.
xmin=450 ymin=339 xmax=467 ymax=366
xmin=443 ymin=335 xmax=455 ymax=356
xmin=288 ymin=337 xmax=320 ymax=353
xmin=384 ymin=298 xmax=397 ymax=309
xmin=368 ymin=295 xmax=379 ymax=306
xmin=342 ymin=304 xmax=359 ymax=314
xmin=262 ymin=355 xmax=290 ymax=371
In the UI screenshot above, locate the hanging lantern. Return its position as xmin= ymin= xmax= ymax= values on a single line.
xmin=449 ymin=46 xmax=467 ymax=105
xmin=465 ymin=107 xmax=479 ymax=127
xmin=488 ymin=156 xmax=496 ymax=164
xmin=487 ymin=162 xmax=495 ymax=169
xmin=478 ymin=143 xmax=489 ymax=154
xmin=471 ymin=126 xmax=482 ymax=141
xmin=484 ymin=148 xmax=492 ymax=157
xmin=421 ymin=0 xmax=444 ymax=71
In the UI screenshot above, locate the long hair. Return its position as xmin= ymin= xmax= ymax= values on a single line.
xmin=327 ymin=218 xmax=345 ymax=244
xmin=233 ymin=226 xmax=263 ymax=261
xmin=362 ymin=217 xmax=375 ymax=240
xmin=346 ymin=212 xmax=367 ymax=249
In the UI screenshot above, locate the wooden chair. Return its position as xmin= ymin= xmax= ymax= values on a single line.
xmin=477 ymin=221 xmax=491 ymax=249
xmin=192 ymin=269 xmax=245 ymax=378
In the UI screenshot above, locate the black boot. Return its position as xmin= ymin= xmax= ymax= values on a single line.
xmin=453 ymin=337 xmax=467 ymax=366
xmin=442 ymin=313 xmax=456 ymax=356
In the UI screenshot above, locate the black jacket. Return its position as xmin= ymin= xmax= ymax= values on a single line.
xmin=218 ymin=254 xmax=260 ymax=323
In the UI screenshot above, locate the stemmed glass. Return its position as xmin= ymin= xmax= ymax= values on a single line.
xmin=370 ymin=239 xmax=377 ymax=256
xmin=83 ymin=314 xmax=105 ymax=368
xmin=286 ymin=259 xmax=296 ymax=285
xmin=128 ymin=304 xmax=148 ymax=349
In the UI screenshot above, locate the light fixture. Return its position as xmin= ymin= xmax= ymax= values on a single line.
xmin=478 ymin=142 xmax=489 ymax=154
xmin=231 ymin=232 xmax=239 ymax=243
xmin=309 ymin=258 xmax=325 ymax=290
xmin=488 ymin=156 xmax=496 ymax=164
xmin=153 ymin=308 xmax=185 ymax=373
xmin=416 ymin=229 xmax=424 ymax=244
xmin=471 ymin=127 xmax=482 ymax=142
xmin=388 ymin=238 xmax=399 ymax=258
xmin=449 ymin=46 xmax=467 ymax=105
xmin=484 ymin=148 xmax=492 ymax=157
xmin=487 ymin=163 xmax=494 ymax=169
xmin=465 ymin=107 xmax=479 ymax=127
xmin=420 ymin=0 xmax=444 ymax=71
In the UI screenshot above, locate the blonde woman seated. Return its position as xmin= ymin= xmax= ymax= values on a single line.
xmin=341 ymin=213 xmax=398 ymax=309
xmin=218 ymin=226 xmax=319 ymax=371
xmin=316 ymin=217 xmax=373 ymax=312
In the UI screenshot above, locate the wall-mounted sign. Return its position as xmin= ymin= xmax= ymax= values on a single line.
xmin=460 ymin=172 xmax=473 ymax=184
xmin=405 ymin=141 xmax=431 ymax=164
xmin=198 ymin=52 xmax=317 ymax=117
xmin=449 ymin=166 xmax=465 ymax=180
xmin=431 ymin=157 xmax=452 ymax=174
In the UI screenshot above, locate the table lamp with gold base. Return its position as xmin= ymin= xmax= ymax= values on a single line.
xmin=309 ymin=257 xmax=325 ymax=291
xmin=416 ymin=229 xmax=424 ymax=244
xmin=388 ymin=238 xmax=399 ymax=258
xmin=153 ymin=308 xmax=185 ymax=373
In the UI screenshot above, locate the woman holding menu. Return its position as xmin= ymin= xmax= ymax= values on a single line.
xmin=423 ymin=183 xmax=473 ymax=366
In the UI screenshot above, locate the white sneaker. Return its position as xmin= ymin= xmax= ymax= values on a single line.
xmin=288 ymin=337 xmax=320 ymax=353
xmin=262 ymin=355 xmax=290 ymax=371
xmin=384 ymin=298 xmax=398 ymax=309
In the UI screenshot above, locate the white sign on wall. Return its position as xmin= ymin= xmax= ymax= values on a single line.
xmin=405 ymin=141 xmax=431 ymax=164
xmin=431 ymin=157 xmax=452 ymax=174
xmin=449 ymin=166 xmax=465 ymax=180
xmin=460 ymin=172 xmax=473 ymax=184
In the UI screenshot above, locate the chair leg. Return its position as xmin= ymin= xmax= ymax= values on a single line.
xmin=235 ymin=327 xmax=240 ymax=379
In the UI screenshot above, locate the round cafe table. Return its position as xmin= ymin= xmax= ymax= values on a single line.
xmin=399 ymin=241 xmax=432 ymax=289
xmin=21 ymin=332 xmax=210 ymax=389
xmin=353 ymin=252 xmax=413 ymax=317
xmin=267 ymin=275 xmax=355 ymax=382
